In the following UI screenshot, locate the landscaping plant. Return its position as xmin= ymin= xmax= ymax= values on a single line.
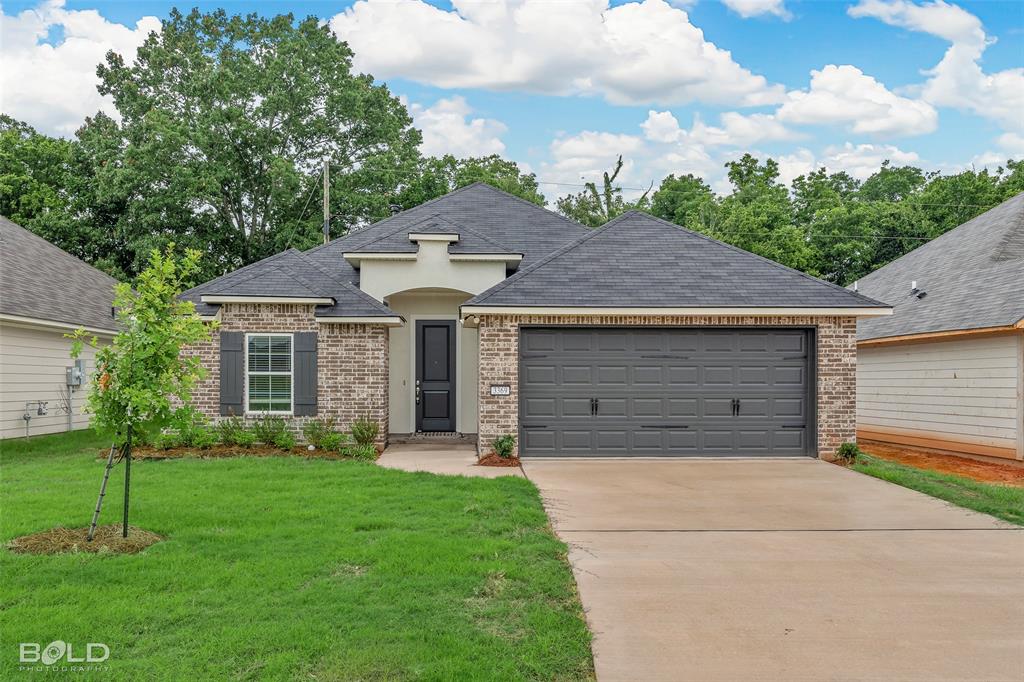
xmin=273 ymin=430 xmax=297 ymax=451
xmin=320 ymin=432 xmax=349 ymax=453
xmin=302 ymin=418 xmax=337 ymax=448
xmin=252 ymin=414 xmax=288 ymax=444
xmin=216 ymin=414 xmax=247 ymax=446
xmin=492 ymin=434 xmax=517 ymax=459
xmin=70 ymin=245 xmax=213 ymax=539
xmin=350 ymin=418 xmax=379 ymax=446
xmin=835 ymin=442 xmax=862 ymax=466
xmin=343 ymin=443 xmax=378 ymax=461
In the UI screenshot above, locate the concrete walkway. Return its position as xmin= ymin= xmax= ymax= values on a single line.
xmin=377 ymin=442 xmax=524 ymax=478
xmin=524 ymin=458 xmax=1024 ymax=682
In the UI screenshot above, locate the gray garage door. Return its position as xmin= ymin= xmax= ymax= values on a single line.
xmin=520 ymin=328 xmax=813 ymax=457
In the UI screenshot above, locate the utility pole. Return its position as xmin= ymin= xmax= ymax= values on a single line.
xmin=322 ymin=157 xmax=330 ymax=245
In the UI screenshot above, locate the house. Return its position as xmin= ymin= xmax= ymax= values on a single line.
xmin=0 ymin=217 xmax=118 ymax=439
xmin=181 ymin=183 xmax=891 ymax=458
xmin=854 ymin=193 xmax=1024 ymax=462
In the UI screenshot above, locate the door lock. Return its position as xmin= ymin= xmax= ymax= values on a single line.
xmin=415 ymin=380 xmax=421 ymax=405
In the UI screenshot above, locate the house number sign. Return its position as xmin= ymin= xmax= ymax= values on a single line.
xmin=489 ymin=385 xmax=511 ymax=396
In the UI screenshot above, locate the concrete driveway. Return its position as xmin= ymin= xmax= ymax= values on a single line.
xmin=524 ymin=459 xmax=1024 ymax=682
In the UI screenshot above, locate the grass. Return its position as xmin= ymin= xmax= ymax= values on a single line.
xmin=854 ymin=453 xmax=1024 ymax=526
xmin=0 ymin=431 xmax=593 ymax=680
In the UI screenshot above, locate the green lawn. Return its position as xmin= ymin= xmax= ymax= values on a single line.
xmin=1 ymin=431 xmax=593 ymax=680
xmin=854 ymin=454 xmax=1024 ymax=526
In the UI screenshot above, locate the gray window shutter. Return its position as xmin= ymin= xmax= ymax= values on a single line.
xmin=220 ymin=331 xmax=244 ymax=416
xmin=293 ymin=332 xmax=318 ymax=416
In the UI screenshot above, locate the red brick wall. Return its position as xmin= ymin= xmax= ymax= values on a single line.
xmin=182 ymin=304 xmax=389 ymax=445
xmin=476 ymin=314 xmax=858 ymax=459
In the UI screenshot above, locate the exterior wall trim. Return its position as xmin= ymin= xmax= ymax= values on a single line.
xmin=317 ymin=316 xmax=404 ymax=326
xmin=859 ymin=324 xmax=1023 ymax=347
xmin=0 ymin=313 xmax=116 ymax=336
xmin=343 ymin=252 xmax=418 ymax=263
xmin=449 ymin=254 xmax=523 ymax=263
xmin=409 ymin=232 xmax=459 ymax=242
xmin=200 ymin=295 xmax=334 ymax=305
xmin=463 ymin=306 xmax=891 ymax=317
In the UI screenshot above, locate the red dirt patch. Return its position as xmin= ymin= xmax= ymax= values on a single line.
xmin=7 ymin=525 xmax=163 ymax=555
xmin=860 ymin=442 xmax=1024 ymax=487
xmin=477 ymin=453 xmax=522 ymax=467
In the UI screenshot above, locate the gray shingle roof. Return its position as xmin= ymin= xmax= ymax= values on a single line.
xmin=466 ymin=211 xmax=889 ymax=309
xmin=854 ymin=192 xmax=1024 ymax=341
xmin=185 ymin=183 xmax=586 ymax=313
xmin=0 ymin=216 xmax=118 ymax=331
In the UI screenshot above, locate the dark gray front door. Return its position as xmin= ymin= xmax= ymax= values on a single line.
xmin=416 ymin=320 xmax=456 ymax=432
xmin=519 ymin=328 xmax=813 ymax=457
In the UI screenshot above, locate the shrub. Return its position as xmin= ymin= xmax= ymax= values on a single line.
xmin=350 ymin=418 xmax=379 ymax=446
xmin=234 ymin=430 xmax=257 ymax=448
xmin=343 ymin=443 xmax=378 ymax=461
xmin=302 ymin=418 xmax=337 ymax=448
xmin=273 ymin=430 xmax=297 ymax=450
xmin=190 ymin=428 xmax=219 ymax=449
xmin=169 ymin=406 xmax=216 ymax=449
xmin=835 ymin=442 xmax=862 ymax=466
xmin=217 ymin=415 xmax=247 ymax=446
xmin=252 ymin=414 xmax=288 ymax=444
xmin=320 ymin=432 xmax=349 ymax=453
xmin=491 ymin=434 xmax=516 ymax=459
xmin=152 ymin=432 xmax=180 ymax=450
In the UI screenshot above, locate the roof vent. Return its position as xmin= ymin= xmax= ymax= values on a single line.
xmin=852 ymin=281 xmax=858 ymax=291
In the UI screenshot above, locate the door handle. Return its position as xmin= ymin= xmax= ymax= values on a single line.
xmin=594 ymin=398 xmax=599 ymax=415
xmin=731 ymin=398 xmax=739 ymax=416
xmin=735 ymin=398 xmax=741 ymax=416
xmin=415 ymin=380 xmax=421 ymax=405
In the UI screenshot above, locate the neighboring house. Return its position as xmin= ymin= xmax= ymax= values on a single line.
xmin=0 ymin=217 xmax=118 ymax=439
xmin=854 ymin=193 xmax=1024 ymax=461
xmin=181 ymin=183 xmax=890 ymax=457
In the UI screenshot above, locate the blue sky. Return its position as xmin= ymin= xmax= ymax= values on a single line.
xmin=2 ymin=0 xmax=1022 ymax=195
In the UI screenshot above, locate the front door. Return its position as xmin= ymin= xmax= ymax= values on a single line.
xmin=416 ymin=320 xmax=456 ymax=432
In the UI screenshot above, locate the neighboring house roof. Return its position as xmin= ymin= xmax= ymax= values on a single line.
xmin=465 ymin=211 xmax=889 ymax=310
xmin=854 ymin=192 xmax=1024 ymax=342
xmin=183 ymin=183 xmax=587 ymax=314
xmin=0 ymin=216 xmax=118 ymax=332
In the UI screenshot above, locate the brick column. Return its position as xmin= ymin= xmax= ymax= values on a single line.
xmin=476 ymin=315 xmax=521 ymax=456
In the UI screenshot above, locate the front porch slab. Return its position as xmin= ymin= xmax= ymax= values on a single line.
xmin=378 ymin=443 xmax=524 ymax=478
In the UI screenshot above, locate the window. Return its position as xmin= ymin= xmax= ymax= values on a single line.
xmin=247 ymin=334 xmax=292 ymax=413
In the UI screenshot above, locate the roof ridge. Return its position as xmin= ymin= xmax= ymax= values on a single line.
xmin=446 ymin=218 xmax=517 ymax=253
xmin=465 ymin=181 xmax=590 ymax=232
xmin=342 ymin=213 xmax=447 ymax=252
xmin=290 ymin=250 xmax=393 ymax=315
xmin=628 ymin=210 xmax=889 ymax=307
xmin=182 ymin=248 xmax=298 ymax=296
xmin=858 ymin=191 xmax=1024 ymax=285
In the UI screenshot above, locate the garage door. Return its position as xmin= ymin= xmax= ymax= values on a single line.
xmin=519 ymin=328 xmax=813 ymax=457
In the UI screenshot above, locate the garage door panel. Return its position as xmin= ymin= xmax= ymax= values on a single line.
xmin=519 ymin=328 xmax=812 ymax=457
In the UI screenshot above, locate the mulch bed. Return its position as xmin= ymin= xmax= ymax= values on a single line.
xmin=127 ymin=444 xmax=382 ymax=461
xmin=860 ymin=441 xmax=1024 ymax=487
xmin=7 ymin=524 xmax=163 ymax=555
xmin=477 ymin=453 xmax=522 ymax=467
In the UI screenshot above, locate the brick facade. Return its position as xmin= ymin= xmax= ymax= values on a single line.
xmin=476 ymin=314 xmax=858 ymax=460
xmin=183 ymin=303 xmax=389 ymax=445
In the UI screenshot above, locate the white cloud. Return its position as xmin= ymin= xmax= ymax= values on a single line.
xmin=721 ymin=0 xmax=792 ymax=20
xmin=408 ymin=96 xmax=507 ymax=158
xmin=640 ymin=110 xmax=684 ymax=143
xmin=777 ymin=64 xmax=938 ymax=137
xmin=330 ymin=0 xmax=784 ymax=107
xmin=690 ymin=111 xmax=798 ymax=147
xmin=820 ymin=142 xmax=921 ymax=180
xmin=0 ymin=0 xmax=160 ymax=136
xmin=849 ymin=0 xmax=1024 ymax=132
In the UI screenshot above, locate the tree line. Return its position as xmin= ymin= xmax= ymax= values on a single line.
xmin=1 ymin=9 xmax=1021 ymax=287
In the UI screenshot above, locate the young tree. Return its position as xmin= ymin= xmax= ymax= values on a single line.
xmin=72 ymin=246 xmax=213 ymax=537
xmin=649 ymin=173 xmax=716 ymax=229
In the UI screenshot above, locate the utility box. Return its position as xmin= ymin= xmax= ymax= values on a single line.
xmin=66 ymin=359 xmax=85 ymax=387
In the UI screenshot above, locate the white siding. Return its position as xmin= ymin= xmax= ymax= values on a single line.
xmin=0 ymin=321 xmax=105 ymax=439
xmin=857 ymin=334 xmax=1022 ymax=460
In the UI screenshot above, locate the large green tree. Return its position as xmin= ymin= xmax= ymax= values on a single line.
xmin=401 ymin=154 xmax=545 ymax=207
xmin=94 ymin=9 xmax=422 ymax=278
xmin=556 ymin=155 xmax=651 ymax=227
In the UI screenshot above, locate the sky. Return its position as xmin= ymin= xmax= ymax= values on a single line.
xmin=2 ymin=0 xmax=1022 ymax=197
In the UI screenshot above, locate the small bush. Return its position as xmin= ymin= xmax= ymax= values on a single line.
xmin=302 ymin=418 xmax=337 ymax=448
xmin=320 ymin=432 xmax=349 ymax=452
xmin=350 ymin=418 xmax=379 ymax=446
xmin=152 ymin=432 xmax=180 ymax=450
xmin=273 ymin=430 xmax=297 ymax=450
xmin=233 ymin=430 xmax=257 ymax=448
xmin=343 ymin=443 xmax=378 ymax=461
xmin=165 ymin=406 xmax=216 ymax=449
xmin=252 ymin=414 xmax=288 ymax=444
xmin=217 ymin=415 xmax=247 ymax=446
xmin=491 ymin=434 xmax=516 ymax=459
xmin=835 ymin=442 xmax=862 ymax=466
xmin=190 ymin=428 xmax=219 ymax=450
